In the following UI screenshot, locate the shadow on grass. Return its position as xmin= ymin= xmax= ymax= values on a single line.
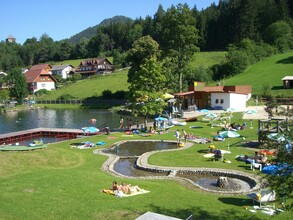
xmin=197 ymin=149 xmax=209 ymax=154
xmin=218 ymin=197 xmax=246 ymax=206
xmin=241 ymin=141 xmax=260 ymax=149
xmin=271 ymin=86 xmax=285 ymax=90
xmin=147 ymin=204 xmax=262 ymax=220
xmin=276 ymin=56 xmax=293 ymax=64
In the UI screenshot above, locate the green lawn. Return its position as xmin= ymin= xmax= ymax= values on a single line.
xmin=190 ymin=51 xmax=227 ymax=68
xmin=39 ymin=51 xmax=293 ymax=101
xmin=1 ymin=112 xmax=292 ymax=219
xmin=223 ymin=51 xmax=293 ymax=97
xmin=38 ymin=69 xmax=129 ymax=100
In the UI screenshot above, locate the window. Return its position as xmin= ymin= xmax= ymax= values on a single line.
xmin=220 ymin=99 xmax=224 ymax=104
xmin=41 ymin=84 xmax=46 ymax=88
xmin=215 ymin=99 xmax=219 ymax=104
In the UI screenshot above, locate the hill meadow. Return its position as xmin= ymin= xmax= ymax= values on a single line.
xmin=41 ymin=51 xmax=293 ymax=101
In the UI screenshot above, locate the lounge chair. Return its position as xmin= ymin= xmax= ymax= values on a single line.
xmin=247 ymin=190 xmax=276 ymax=208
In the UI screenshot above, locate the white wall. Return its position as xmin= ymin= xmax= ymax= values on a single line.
xmin=62 ymin=66 xmax=74 ymax=79
xmin=35 ymin=82 xmax=55 ymax=92
xmin=211 ymin=93 xmax=250 ymax=110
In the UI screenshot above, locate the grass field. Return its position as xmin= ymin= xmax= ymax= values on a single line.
xmin=1 ymin=112 xmax=292 ymax=219
xmin=39 ymin=51 xmax=293 ymax=101
xmin=223 ymin=51 xmax=293 ymax=97
xmin=38 ymin=69 xmax=129 ymax=100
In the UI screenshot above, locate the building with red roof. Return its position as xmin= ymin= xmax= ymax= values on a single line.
xmin=174 ymin=82 xmax=252 ymax=111
xmin=25 ymin=64 xmax=56 ymax=93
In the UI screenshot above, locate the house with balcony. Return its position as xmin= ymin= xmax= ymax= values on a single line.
xmin=51 ymin=64 xmax=75 ymax=79
xmin=25 ymin=64 xmax=56 ymax=93
xmin=75 ymin=58 xmax=115 ymax=78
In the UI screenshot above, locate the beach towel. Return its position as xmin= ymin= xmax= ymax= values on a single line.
xmin=122 ymin=189 xmax=150 ymax=197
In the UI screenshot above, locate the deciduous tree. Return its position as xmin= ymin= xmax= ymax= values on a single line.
xmin=7 ymin=68 xmax=28 ymax=104
xmin=162 ymin=4 xmax=199 ymax=92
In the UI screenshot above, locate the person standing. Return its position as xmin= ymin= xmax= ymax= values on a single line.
xmin=182 ymin=129 xmax=187 ymax=143
xmin=119 ymin=116 xmax=124 ymax=129
xmin=175 ymin=129 xmax=181 ymax=146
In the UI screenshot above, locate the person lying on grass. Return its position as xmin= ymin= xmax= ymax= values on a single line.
xmin=102 ymin=181 xmax=121 ymax=195
xmin=120 ymin=182 xmax=142 ymax=194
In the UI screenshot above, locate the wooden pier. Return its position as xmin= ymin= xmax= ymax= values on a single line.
xmin=0 ymin=128 xmax=97 ymax=144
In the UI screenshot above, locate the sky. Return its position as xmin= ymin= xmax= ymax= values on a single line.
xmin=0 ymin=0 xmax=218 ymax=45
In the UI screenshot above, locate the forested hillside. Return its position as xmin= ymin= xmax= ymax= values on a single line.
xmin=67 ymin=16 xmax=133 ymax=44
xmin=0 ymin=0 xmax=292 ymax=102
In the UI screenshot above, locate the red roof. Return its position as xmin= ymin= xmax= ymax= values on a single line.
xmin=30 ymin=64 xmax=51 ymax=70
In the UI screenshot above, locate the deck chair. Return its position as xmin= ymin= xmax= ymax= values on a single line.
xmin=247 ymin=190 xmax=276 ymax=208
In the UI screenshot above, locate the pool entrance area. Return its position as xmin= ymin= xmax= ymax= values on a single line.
xmin=94 ymin=140 xmax=261 ymax=194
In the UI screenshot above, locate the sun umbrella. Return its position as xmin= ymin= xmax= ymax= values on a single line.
xmin=267 ymin=133 xmax=291 ymax=142
xmin=262 ymin=163 xmax=293 ymax=176
xmin=81 ymin=127 xmax=99 ymax=133
xmin=162 ymin=93 xmax=174 ymax=100
xmin=219 ymin=130 xmax=240 ymax=138
xmin=198 ymin=109 xmax=209 ymax=113
xmin=205 ymin=113 xmax=218 ymax=118
xmin=154 ymin=116 xmax=168 ymax=121
xmin=226 ymin=108 xmax=236 ymax=112
xmin=245 ymin=110 xmax=257 ymax=114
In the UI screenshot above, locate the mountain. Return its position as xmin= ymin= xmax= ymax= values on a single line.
xmin=67 ymin=15 xmax=133 ymax=44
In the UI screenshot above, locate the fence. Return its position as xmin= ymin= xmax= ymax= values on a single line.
xmin=36 ymin=99 xmax=127 ymax=106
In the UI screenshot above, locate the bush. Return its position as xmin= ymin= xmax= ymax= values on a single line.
xmin=57 ymin=94 xmax=76 ymax=100
xmin=35 ymin=89 xmax=50 ymax=97
xmin=101 ymin=90 xmax=112 ymax=99
xmin=113 ymin=90 xmax=127 ymax=99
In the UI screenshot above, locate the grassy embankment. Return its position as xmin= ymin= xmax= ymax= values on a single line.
xmin=1 ymin=112 xmax=292 ymax=219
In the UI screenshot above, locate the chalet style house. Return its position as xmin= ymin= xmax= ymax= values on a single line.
xmin=174 ymin=82 xmax=252 ymax=111
xmin=25 ymin=64 xmax=56 ymax=93
xmin=75 ymin=58 xmax=115 ymax=78
xmin=51 ymin=64 xmax=75 ymax=79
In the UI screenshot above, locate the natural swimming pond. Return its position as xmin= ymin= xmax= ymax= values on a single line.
xmin=99 ymin=140 xmax=259 ymax=193
xmin=102 ymin=141 xmax=177 ymax=156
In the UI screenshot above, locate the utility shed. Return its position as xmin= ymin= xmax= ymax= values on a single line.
xmin=282 ymin=76 xmax=293 ymax=88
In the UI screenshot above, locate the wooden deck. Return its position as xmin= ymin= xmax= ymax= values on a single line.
xmin=0 ymin=128 xmax=97 ymax=144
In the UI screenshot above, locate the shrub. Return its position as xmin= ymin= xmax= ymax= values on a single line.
xmin=57 ymin=94 xmax=76 ymax=100
xmin=113 ymin=90 xmax=127 ymax=99
xmin=35 ymin=89 xmax=50 ymax=97
xmin=101 ymin=90 xmax=112 ymax=99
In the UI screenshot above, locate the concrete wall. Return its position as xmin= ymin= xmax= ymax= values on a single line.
xmin=211 ymin=93 xmax=250 ymax=110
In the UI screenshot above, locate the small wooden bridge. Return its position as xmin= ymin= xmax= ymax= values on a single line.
xmin=0 ymin=128 xmax=98 ymax=144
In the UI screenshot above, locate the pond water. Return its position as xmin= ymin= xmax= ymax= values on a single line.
xmin=104 ymin=141 xmax=256 ymax=192
xmin=0 ymin=108 xmax=141 ymax=134
xmin=103 ymin=141 xmax=177 ymax=156
xmin=114 ymin=158 xmax=168 ymax=177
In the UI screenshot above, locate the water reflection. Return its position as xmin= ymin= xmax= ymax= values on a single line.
xmin=104 ymin=141 xmax=177 ymax=156
xmin=0 ymin=108 xmax=143 ymax=134
xmin=114 ymin=158 xmax=167 ymax=177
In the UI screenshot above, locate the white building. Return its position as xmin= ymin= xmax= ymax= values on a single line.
xmin=51 ymin=64 xmax=75 ymax=79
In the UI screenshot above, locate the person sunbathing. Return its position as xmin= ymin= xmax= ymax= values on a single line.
xmin=102 ymin=181 xmax=121 ymax=194
xmin=121 ymin=182 xmax=141 ymax=194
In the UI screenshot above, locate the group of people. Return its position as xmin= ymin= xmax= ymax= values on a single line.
xmin=237 ymin=151 xmax=269 ymax=166
xmin=119 ymin=116 xmax=137 ymax=130
xmin=103 ymin=181 xmax=142 ymax=195
xmin=175 ymin=129 xmax=188 ymax=146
